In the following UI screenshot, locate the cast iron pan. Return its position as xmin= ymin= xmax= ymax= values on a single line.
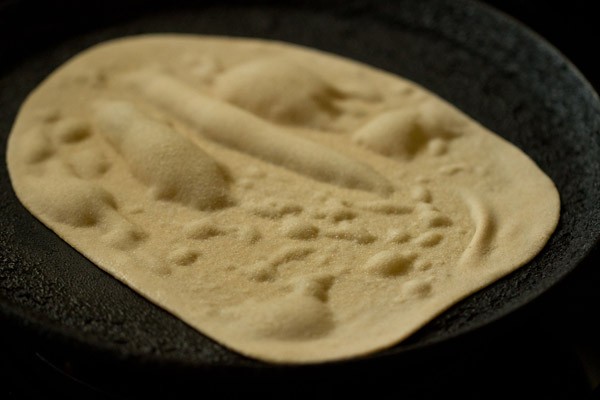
xmin=1 ymin=0 xmax=599 ymax=396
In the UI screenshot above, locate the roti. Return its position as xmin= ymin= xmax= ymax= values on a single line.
xmin=5 ymin=34 xmax=560 ymax=363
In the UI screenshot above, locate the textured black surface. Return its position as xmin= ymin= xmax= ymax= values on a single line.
xmin=1 ymin=0 xmax=599 ymax=396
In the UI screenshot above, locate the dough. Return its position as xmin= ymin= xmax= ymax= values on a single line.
xmin=6 ymin=34 xmax=560 ymax=363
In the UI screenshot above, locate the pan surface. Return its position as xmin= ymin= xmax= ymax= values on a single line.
xmin=1 ymin=0 xmax=599 ymax=379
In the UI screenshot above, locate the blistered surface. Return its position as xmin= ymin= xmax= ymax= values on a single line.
xmin=6 ymin=35 xmax=560 ymax=363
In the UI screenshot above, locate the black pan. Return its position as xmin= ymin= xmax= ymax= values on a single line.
xmin=1 ymin=0 xmax=599 ymax=397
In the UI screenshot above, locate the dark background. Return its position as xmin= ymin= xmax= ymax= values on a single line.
xmin=0 ymin=0 xmax=598 ymax=398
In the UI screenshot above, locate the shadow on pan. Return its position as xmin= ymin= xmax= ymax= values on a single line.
xmin=1 ymin=0 xmax=599 ymax=397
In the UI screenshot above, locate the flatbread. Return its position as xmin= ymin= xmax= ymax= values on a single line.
xmin=6 ymin=34 xmax=560 ymax=364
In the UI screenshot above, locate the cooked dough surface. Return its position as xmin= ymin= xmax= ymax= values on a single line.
xmin=6 ymin=35 xmax=560 ymax=363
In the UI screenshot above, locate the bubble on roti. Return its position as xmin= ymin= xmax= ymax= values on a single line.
xmin=6 ymin=34 xmax=560 ymax=364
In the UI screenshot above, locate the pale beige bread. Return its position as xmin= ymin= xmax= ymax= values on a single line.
xmin=92 ymin=100 xmax=231 ymax=210
xmin=6 ymin=34 xmax=560 ymax=364
xmin=119 ymin=70 xmax=393 ymax=195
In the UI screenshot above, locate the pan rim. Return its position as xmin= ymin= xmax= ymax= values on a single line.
xmin=1 ymin=0 xmax=599 ymax=369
